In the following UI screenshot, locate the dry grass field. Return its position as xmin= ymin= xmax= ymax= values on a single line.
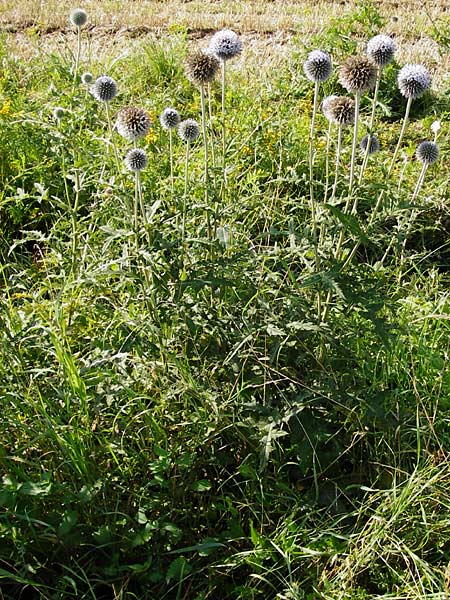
xmin=2 ymin=0 xmax=449 ymax=84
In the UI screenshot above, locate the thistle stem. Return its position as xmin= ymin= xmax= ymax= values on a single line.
xmin=330 ymin=126 xmax=342 ymax=203
xmin=323 ymin=120 xmax=333 ymax=203
xmin=411 ymin=162 xmax=428 ymax=203
xmin=388 ymin=95 xmax=413 ymax=176
xmin=358 ymin=66 xmax=381 ymax=184
xmin=105 ymin=101 xmax=121 ymax=174
xmin=308 ymin=80 xmax=321 ymax=319
xmin=200 ymin=84 xmax=212 ymax=241
xmin=208 ymin=84 xmax=216 ymax=169
xmin=348 ymin=92 xmax=360 ymax=196
xmin=134 ymin=171 xmax=139 ymax=250
xmin=221 ymin=60 xmax=226 ymax=196
xmin=182 ymin=142 xmax=190 ymax=243
xmin=72 ymin=25 xmax=82 ymax=90
xmin=169 ymin=129 xmax=174 ymax=197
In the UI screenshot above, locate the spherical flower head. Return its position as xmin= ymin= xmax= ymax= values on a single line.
xmin=160 ymin=107 xmax=181 ymax=130
xmin=209 ymin=29 xmax=242 ymax=62
xmin=116 ymin=107 xmax=152 ymax=142
xmin=69 ymin=8 xmax=88 ymax=28
xmin=53 ymin=106 xmax=65 ymax=120
xmin=398 ymin=64 xmax=431 ymax=99
xmin=124 ymin=148 xmax=148 ymax=172
xmin=321 ymin=95 xmax=339 ymax=119
xmin=303 ymin=50 xmax=333 ymax=83
xmin=360 ymin=133 xmax=380 ymax=155
xmin=416 ymin=141 xmax=439 ymax=165
xmin=339 ymin=55 xmax=377 ymax=94
xmin=366 ymin=34 xmax=395 ymax=68
xmin=81 ymin=72 xmax=93 ymax=84
xmin=326 ymin=96 xmax=355 ymax=127
xmin=185 ymin=50 xmax=220 ymax=87
xmin=178 ymin=119 xmax=200 ymax=143
xmin=90 ymin=75 xmax=118 ymax=102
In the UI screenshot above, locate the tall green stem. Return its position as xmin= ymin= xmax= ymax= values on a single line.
xmin=169 ymin=129 xmax=174 ymax=197
xmin=358 ymin=66 xmax=381 ymax=184
xmin=308 ymin=80 xmax=321 ymax=318
xmin=221 ymin=60 xmax=226 ymax=194
xmin=388 ymin=95 xmax=413 ymax=177
xmin=323 ymin=120 xmax=333 ymax=203
xmin=348 ymin=92 xmax=360 ymax=196
xmin=330 ymin=126 xmax=342 ymax=203
xmin=200 ymin=84 xmax=211 ymax=240
xmin=182 ymin=142 xmax=190 ymax=243
xmin=104 ymin=101 xmax=121 ymax=174
xmin=72 ymin=25 xmax=82 ymax=91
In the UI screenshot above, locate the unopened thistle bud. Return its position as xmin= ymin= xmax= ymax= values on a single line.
xmin=116 ymin=107 xmax=152 ymax=141
xmin=209 ymin=29 xmax=242 ymax=62
xmin=360 ymin=133 xmax=380 ymax=155
xmin=339 ymin=55 xmax=377 ymax=94
xmin=178 ymin=119 xmax=200 ymax=142
xmin=185 ymin=50 xmax=220 ymax=86
xmin=160 ymin=107 xmax=181 ymax=130
xmin=69 ymin=8 xmax=88 ymax=28
xmin=303 ymin=50 xmax=333 ymax=83
xmin=124 ymin=148 xmax=148 ymax=172
xmin=81 ymin=72 xmax=93 ymax=84
xmin=398 ymin=64 xmax=431 ymax=99
xmin=366 ymin=34 xmax=396 ymax=68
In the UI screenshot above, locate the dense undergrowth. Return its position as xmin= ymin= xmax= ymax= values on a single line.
xmin=1 ymin=3 xmax=450 ymax=599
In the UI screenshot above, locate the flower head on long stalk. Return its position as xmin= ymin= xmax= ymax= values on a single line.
xmin=90 ymin=75 xmax=118 ymax=102
xmin=398 ymin=64 xmax=431 ymax=99
xmin=366 ymin=34 xmax=396 ymax=68
xmin=160 ymin=107 xmax=181 ymax=130
xmin=124 ymin=148 xmax=148 ymax=172
xmin=116 ymin=107 xmax=152 ymax=142
xmin=304 ymin=50 xmax=333 ymax=83
xmin=209 ymin=29 xmax=242 ymax=62
xmin=185 ymin=50 xmax=220 ymax=87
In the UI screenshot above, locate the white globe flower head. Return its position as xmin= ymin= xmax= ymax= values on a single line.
xmin=209 ymin=29 xmax=242 ymax=62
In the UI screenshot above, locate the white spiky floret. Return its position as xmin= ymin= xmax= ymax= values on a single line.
xmin=416 ymin=141 xmax=439 ymax=165
xmin=90 ymin=75 xmax=118 ymax=102
xmin=209 ymin=29 xmax=242 ymax=61
xmin=177 ymin=119 xmax=200 ymax=143
xmin=303 ymin=50 xmax=333 ymax=83
xmin=124 ymin=148 xmax=148 ymax=172
xmin=366 ymin=34 xmax=396 ymax=67
xmin=160 ymin=107 xmax=181 ymax=130
xmin=398 ymin=64 xmax=431 ymax=99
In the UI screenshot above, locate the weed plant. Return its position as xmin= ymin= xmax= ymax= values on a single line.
xmin=0 ymin=3 xmax=449 ymax=599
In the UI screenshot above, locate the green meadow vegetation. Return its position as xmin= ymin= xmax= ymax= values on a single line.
xmin=1 ymin=2 xmax=450 ymax=598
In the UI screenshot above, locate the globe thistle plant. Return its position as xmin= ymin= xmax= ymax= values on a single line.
xmin=116 ymin=107 xmax=152 ymax=143
xmin=209 ymin=30 xmax=242 ymax=203
xmin=325 ymin=96 xmax=355 ymax=202
xmin=389 ymin=64 xmax=432 ymax=174
xmin=186 ymin=50 xmax=219 ymax=239
xmin=360 ymin=35 xmax=395 ymax=184
xmin=412 ymin=140 xmax=439 ymax=201
xmin=303 ymin=49 xmax=333 ymax=312
xmin=177 ymin=119 xmax=200 ymax=240
xmin=160 ymin=107 xmax=181 ymax=196
xmin=321 ymin=95 xmax=338 ymax=202
xmin=339 ymin=56 xmax=377 ymax=194
xmin=91 ymin=76 xmax=120 ymax=171
xmin=125 ymin=148 xmax=148 ymax=239
xmin=69 ymin=9 xmax=88 ymax=87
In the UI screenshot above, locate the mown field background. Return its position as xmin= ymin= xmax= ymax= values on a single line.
xmin=0 ymin=1 xmax=450 ymax=599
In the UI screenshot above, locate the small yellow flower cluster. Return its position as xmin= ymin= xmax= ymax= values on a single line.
xmin=0 ymin=99 xmax=11 ymax=116
xmin=145 ymin=130 xmax=158 ymax=144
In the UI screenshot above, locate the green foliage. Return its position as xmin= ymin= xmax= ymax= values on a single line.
xmin=0 ymin=9 xmax=450 ymax=600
